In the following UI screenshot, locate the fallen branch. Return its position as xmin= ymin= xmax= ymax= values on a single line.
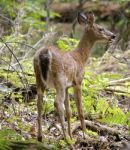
xmin=108 ymin=77 xmax=130 ymax=85
xmin=8 ymin=140 xmax=55 ymax=150
xmin=72 ymin=120 xmax=126 ymax=136
xmin=104 ymin=88 xmax=130 ymax=95
xmin=107 ymin=83 xmax=126 ymax=87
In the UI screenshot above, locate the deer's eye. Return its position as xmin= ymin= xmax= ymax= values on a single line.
xmin=99 ymin=28 xmax=104 ymax=32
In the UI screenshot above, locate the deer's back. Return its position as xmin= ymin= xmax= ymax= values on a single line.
xmin=34 ymin=46 xmax=84 ymax=89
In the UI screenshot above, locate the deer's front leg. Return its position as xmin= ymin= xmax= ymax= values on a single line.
xmin=64 ymin=89 xmax=72 ymax=139
xmin=37 ymin=87 xmax=44 ymax=142
xmin=74 ymin=84 xmax=86 ymax=136
xmin=54 ymin=88 xmax=67 ymax=139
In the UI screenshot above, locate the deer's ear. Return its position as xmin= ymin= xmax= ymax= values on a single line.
xmin=87 ymin=12 xmax=95 ymax=25
xmin=77 ymin=12 xmax=87 ymax=25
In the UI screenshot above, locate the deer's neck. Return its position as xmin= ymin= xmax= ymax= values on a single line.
xmin=75 ymin=30 xmax=95 ymax=65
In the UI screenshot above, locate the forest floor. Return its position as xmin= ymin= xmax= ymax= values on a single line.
xmin=0 ymin=49 xmax=130 ymax=150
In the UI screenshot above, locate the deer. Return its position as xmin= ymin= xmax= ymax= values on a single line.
xmin=33 ymin=12 xmax=116 ymax=142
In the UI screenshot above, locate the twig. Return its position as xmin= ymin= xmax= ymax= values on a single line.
xmin=3 ymin=68 xmax=34 ymax=77
xmin=108 ymin=83 xmax=127 ymax=87
xmin=6 ymin=54 xmax=13 ymax=93
xmin=104 ymin=88 xmax=130 ymax=95
xmin=0 ymin=37 xmax=28 ymax=89
xmin=0 ymin=58 xmax=26 ymax=89
xmin=2 ymin=41 xmax=36 ymax=68
xmin=108 ymin=77 xmax=130 ymax=85
xmin=23 ymin=31 xmax=61 ymax=60
xmin=6 ymin=42 xmax=36 ymax=51
xmin=0 ymin=14 xmax=14 ymax=26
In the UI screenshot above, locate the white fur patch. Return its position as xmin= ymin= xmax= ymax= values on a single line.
xmin=48 ymin=50 xmax=52 ymax=71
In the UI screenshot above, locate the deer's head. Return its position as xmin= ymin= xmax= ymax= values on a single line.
xmin=77 ymin=12 xmax=116 ymax=42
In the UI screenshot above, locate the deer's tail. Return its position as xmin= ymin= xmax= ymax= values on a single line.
xmin=34 ymin=48 xmax=51 ymax=87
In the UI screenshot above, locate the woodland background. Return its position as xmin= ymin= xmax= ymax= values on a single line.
xmin=0 ymin=0 xmax=130 ymax=149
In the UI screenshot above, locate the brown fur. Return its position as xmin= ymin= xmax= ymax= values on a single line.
xmin=34 ymin=12 xmax=115 ymax=142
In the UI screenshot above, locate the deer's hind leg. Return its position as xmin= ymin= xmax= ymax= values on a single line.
xmin=54 ymin=85 xmax=67 ymax=139
xmin=64 ymin=88 xmax=72 ymax=139
xmin=34 ymin=63 xmax=45 ymax=142
xmin=37 ymin=85 xmax=45 ymax=142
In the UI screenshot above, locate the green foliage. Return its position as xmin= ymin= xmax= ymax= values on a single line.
xmin=85 ymin=129 xmax=98 ymax=137
xmin=0 ymin=0 xmax=129 ymax=146
xmin=43 ymin=91 xmax=55 ymax=115
xmin=0 ymin=69 xmax=21 ymax=87
xmin=22 ymin=1 xmax=46 ymax=31
xmin=0 ymin=0 xmax=17 ymax=18
xmin=21 ymin=0 xmax=59 ymax=31
xmin=0 ymin=0 xmax=60 ymax=49
xmin=57 ymin=37 xmax=79 ymax=51
xmin=0 ymin=101 xmax=37 ymax=142
xmin=58 ymin=138 xmax=75 ymax=149
xmin=0 ymin=129 xmax=18 ymax=150
xmin=101 ymin=107 xmax=126 ymax=124
xmin=82 ymin=68 xmax=130 ymax=126
xmin=0 ymin=129 xmax=23 ymax=141
xmin=0 ymin=58 xmax=35 ymax=88
xmin=0 ymin=0 xmax=59 ymax=31
xmin=58 ymin=140 xmax=67 ymax=148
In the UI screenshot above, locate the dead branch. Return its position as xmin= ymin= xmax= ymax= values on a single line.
xmin=107 ymin=83 xmax=126 ymax=87
xmin=108 ymin=77 xmax=130 ymax=86
xmin=3 ymin=68 xmax=34 ymax=77
xmin=8 ymin=141 xmax=54 ymax=150
xmin=72 ymin=120 xmax=127 ymax=136
xmin=0 ymin=14 xmax=14 ymax=26
xmin=104 ymin=88 xmax=130 ymax=95
xmin=0 ymin=38 xmax=29 ymax=88
xmin=21 ymin=31 xmax=62 ymax=60
xmin=1 ymin=58 xmax=27 ymax=88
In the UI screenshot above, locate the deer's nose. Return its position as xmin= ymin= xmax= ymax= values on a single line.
xmin=112 ymin=34 xmax=116 ymax=39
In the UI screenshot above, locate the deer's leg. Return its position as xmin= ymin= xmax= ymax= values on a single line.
xmin=34 ymin=58 xmax=46 ymax=142
xmin=64 ymin=89 xmax=72 ymax=139
xmin=74 ymin=84 xmax=86 ymax=137
xmin=37 ymin=86 xmax=45 ymax=142
xmin=54 ymin=88 xmax=67 ymax=139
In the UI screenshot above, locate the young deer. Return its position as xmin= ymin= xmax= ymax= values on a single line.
xmin=34 ymin=12 xmax=116 ymax=142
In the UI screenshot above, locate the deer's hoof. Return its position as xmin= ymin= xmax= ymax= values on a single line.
xmin=37 ymin=136 xmax=42 ymax=142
